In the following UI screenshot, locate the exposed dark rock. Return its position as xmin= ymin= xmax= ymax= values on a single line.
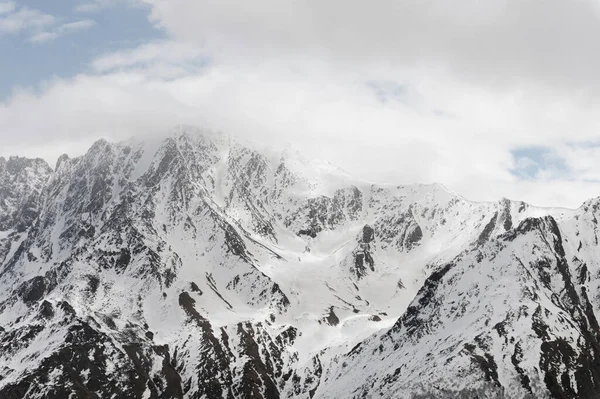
xmin=0 ymin=156 xmax=51 ymax=232
xmin=17 ymin=276 xmax=46 ymax=305
xmin=288 ymin=187 xmax=363 ymax=239
xmin=406 ymin=224 xmax=423 ymax=248
xmin=511 ymin=342 xmax=532 ymax=394
xmin=153 ymin=345 xmax=184 ymax=399
xmin=190 ymin=281 xmax=202 ymax=295
xmin=298 ymin=227 xmax=319 ymax=238
xmin=58 ymin=300 xmax=76 ymax=317
xmin=223 ymin=225 xmax=249 ymax=261
xmin=463 ymin=344 xmax=500 ymax=386
xmin=271 ymin=283 xmax=290 ymax=309
xmin=477 ymin=212 xmax=498 ymax=246
xmin=87 ymin=275 xmax=100 ymax=294
xmin=362 ymin=225 xmax=374 ymax=243
xmin=322 ymin=307 xmax=339 ymax=326
xmin=0 ymin=320 xmax=183 ymax=399
xmin=353 ymin=225 xmax=376 ymax=279
xmin=115 ymin=248 xmax=131 ymax=271
xmin=205 ymin=273 xmax=233 ymax=309
xmin=389 ymin=262 xmax=455 ymax=337
xmin=236 ymin=322 xmax=280 ymax=398
xmin=38 ymin=300 xmax=54 ymax=319
xmin=500 ymin=198 xmax=513 ymax=231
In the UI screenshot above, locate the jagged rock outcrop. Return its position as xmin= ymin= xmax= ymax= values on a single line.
xmin=352 ymin=225 xmax=376 ymax=279
xmin=0 ymin=156 xmax=51 ymax=232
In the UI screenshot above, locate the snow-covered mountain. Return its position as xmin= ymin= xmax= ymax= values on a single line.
xmin=2 ymin=127 xmax=600 ymax=398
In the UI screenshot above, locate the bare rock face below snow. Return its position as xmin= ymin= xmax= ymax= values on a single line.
xmin=352 ymin=225 xmax=375 ymax=279
xmin=3 ymin=128 xmax=600 ymax=398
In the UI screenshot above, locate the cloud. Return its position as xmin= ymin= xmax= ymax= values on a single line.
xmin=91 ymin=40 xmax=207 ymax=77
xmin=142 ymin=0 xmax=600 ymax=97
xmin=2 ymin=39 xmax=600 ymax=208
xmin=74 ymin=3 xmax=103 ymax=13
xmin=29 ymin=19 xmax=96 ymax=43
xmin=0 ymin=5 xmax=54 ymax=34
xmin=4 ymin=1 xmax=600 ymax=208
xmin=74 ymin=0 xmax=138 ymax=13
xmin=0 ymin=2 xmax=15 ymax=15
xmin=0 ymin=3 xmax=94 ymax=43
xmin=74 ymin=0 xmax=113 ymax=13
xmin=59 ymin=19 xmax=97 ymax=33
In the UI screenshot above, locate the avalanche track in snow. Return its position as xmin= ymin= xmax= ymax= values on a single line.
xmin=2 ymin=127 xmax=600 ymax=398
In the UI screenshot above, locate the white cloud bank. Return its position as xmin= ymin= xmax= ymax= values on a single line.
xmin=4 ymin=0 xmax=600 ymax=208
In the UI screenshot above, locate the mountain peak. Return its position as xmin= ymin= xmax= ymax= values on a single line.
xmin=55 ymin=153 xmax=70 ymax=170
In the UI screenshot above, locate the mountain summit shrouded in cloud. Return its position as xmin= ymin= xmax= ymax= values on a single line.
xmin=2 ymin=0 xmax=600 ymax=206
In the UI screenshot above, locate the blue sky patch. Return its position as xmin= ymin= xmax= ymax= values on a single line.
xmin=511 ymin=146 xmax=568 ymax=179
xmin=367 ymin=80 xmax=409 ymax=105
xmin=0 ymin=0 xmax=163 ymax=99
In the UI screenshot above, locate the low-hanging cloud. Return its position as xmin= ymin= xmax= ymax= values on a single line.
xmin=3 ymin=0 xmax=600 ymax=208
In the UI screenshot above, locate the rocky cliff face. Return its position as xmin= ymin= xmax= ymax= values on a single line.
xmin=2 ymin=127 xmax=600 ymax=398
xmin=0 ymin=156 xmax=52 ymax=232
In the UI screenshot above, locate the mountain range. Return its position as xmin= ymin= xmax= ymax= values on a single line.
xmin=2 ymin=127 xmax=600 ymax=398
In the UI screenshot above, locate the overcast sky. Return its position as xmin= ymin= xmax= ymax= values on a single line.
xmin=3 ymin=0 xmax=600 ymax=208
